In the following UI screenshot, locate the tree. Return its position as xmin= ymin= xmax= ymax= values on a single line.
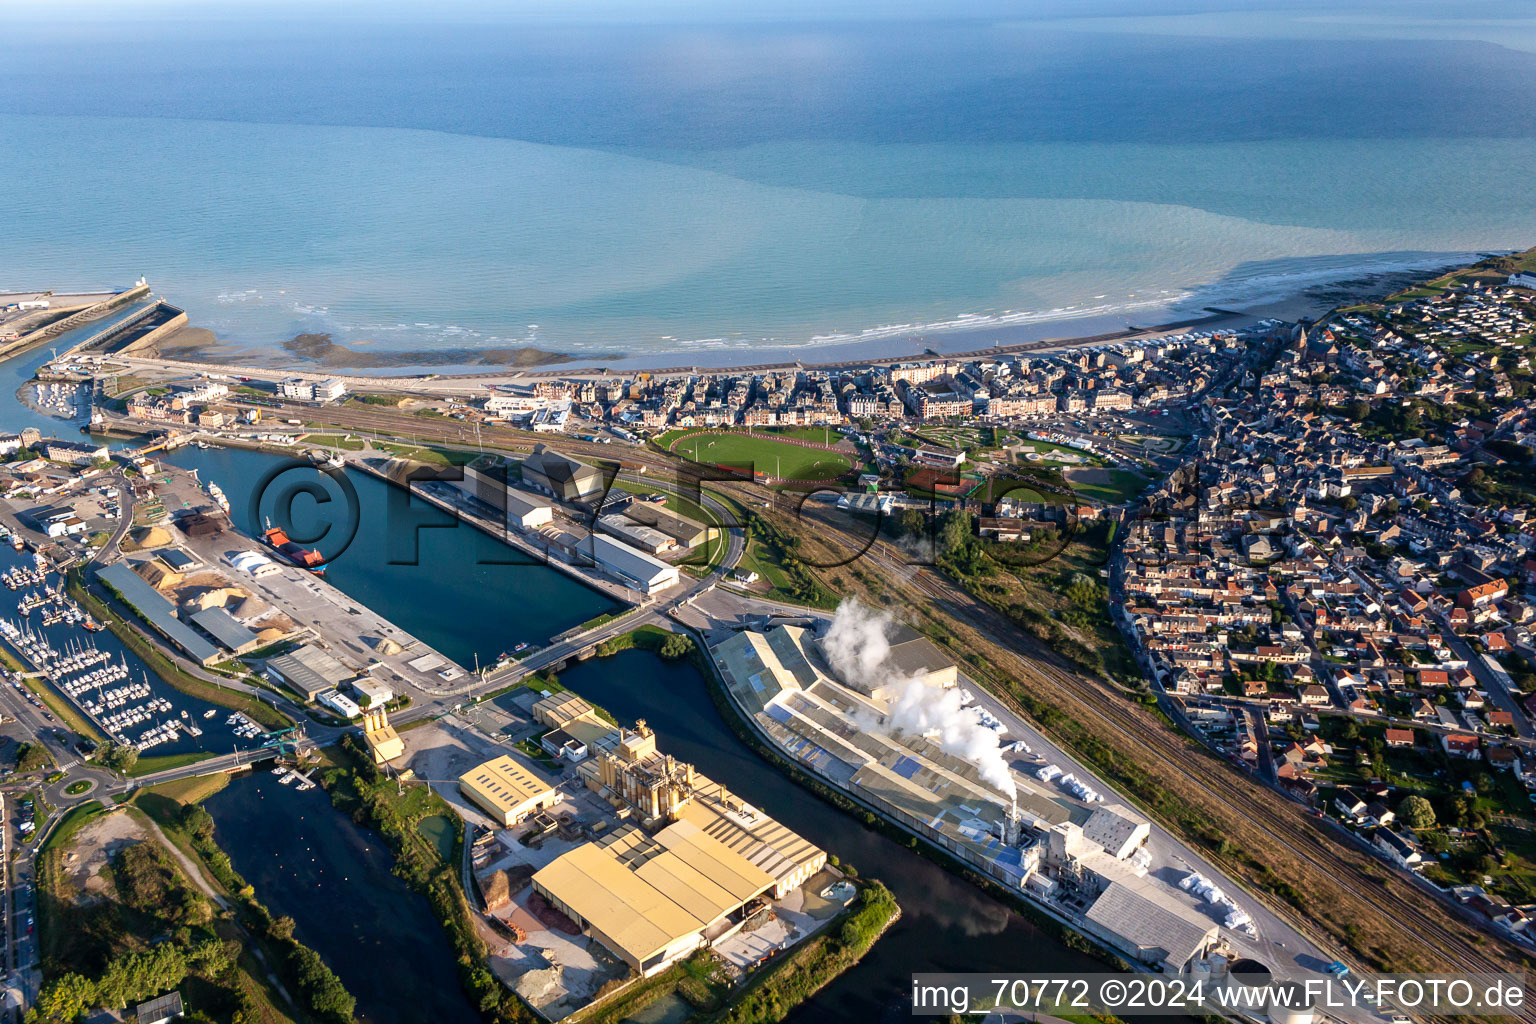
xmin=30 ymin=973 xmax=95 ymax=1023
xmin=181 ymin=803 xmax=215 ymax=841
xmin=1398 ymin=794 xmax=1436 ymax=830
xmin=15 ymin=742 xmax=50 ymax=774
xmin=658 ymin=633 xmax=693 ymax=660
xmin=891 ymin=508 xmax=926 ymax=540
xmin=287 ymin=945 xmax=355 ymax=1023
xmin=94 ymin=741 xmax=138 ymax=773
xmin=935 ymin=508 xmax=972 ymax=558
xmin=269 ymin=915 xmax=296 ymax=943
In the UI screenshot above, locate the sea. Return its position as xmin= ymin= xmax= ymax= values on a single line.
xmin=5 ymin=1 xmax=1536 ymax=365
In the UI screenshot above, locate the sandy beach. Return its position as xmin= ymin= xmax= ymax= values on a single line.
xmin=136 ymin=258 xmax=1466 ymax=378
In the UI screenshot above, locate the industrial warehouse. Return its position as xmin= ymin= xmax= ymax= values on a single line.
xmin=529 ymin=720 xmax=827 ymax=975
xmin=710 ymin=618 xmax=1231 ymax=975
xmin=442 ymin=449 xmax=692 ymax=595
xmin=458 ymin=709 xmax=830 ymax=1008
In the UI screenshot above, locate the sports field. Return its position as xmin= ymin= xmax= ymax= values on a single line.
xmin=1064 ymin=467 xmax=1149 ymax=504
xmin=673 ymin=432 xmax=852 ymax=480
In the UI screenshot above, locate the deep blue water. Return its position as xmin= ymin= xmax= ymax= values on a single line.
xmin=3 ymin=3 xmax=1536 ymax=360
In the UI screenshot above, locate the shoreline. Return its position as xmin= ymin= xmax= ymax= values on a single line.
xmin=128 ymin=254 xmax=1482 ymax=380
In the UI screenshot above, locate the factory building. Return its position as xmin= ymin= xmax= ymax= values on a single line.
xmin=588 ymin=534 xmax=679 ymax=594
xmin=579 ymin=721 xmax=826 ymax=894
xmin=361 ymin=706 xmax=405 ymax=764
xmin=712 ymin=623 xmax=1224 ymax=974
xmin=188 ymin=606 xmax=261 ymax=655
xmin=622 ymin=502 xmax=709 ymax=549
xmin=96 ymin=562 xmax=223 ymax=666
xmin=452 ymin=456 xmax=554 ymax=530
xmin=1044 ymin=819 xmax=1217 ymax=972
xmin=531 ymin=820 xmax=774 ymax=975
xmin=265 ymin=644 xmax=355 ymax=701
xmin=597 ymin=514 xmax=675 ymax=554
xmin=532 ymin=719 xmax=826 ymax=975
xmin=532 ymin=691 xmax=613 ymax=753
xmin=520 ymin=444 xmax=605 ymax=502
xmin=458 ymin=754 xmax=560 ymax=827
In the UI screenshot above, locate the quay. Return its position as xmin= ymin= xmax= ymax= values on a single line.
xmin=347 ymin=455 xmax=651 ymax=608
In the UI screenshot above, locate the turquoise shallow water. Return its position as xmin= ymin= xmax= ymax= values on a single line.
xmin=4 ymin=6 xmax=1536 ymax=360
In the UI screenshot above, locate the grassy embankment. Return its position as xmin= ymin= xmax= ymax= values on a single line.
xmin=123 ymin=776 xmax=357 ymax=1024
xmin=709 ymin=491 xmax=837 ymax=609
xmin=297 ymin=433 xmax=363 ymax=451
xmin=33 ymin=792 xmax=325 ymax=1024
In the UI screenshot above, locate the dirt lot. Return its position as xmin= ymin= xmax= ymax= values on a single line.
xmin=61 ymin=812 xmax=149 ymax=902
xmin=404 ymin=718 xmax=529 ymax=825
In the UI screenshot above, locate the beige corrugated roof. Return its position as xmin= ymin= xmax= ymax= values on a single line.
xmin=533 ymin=820 xmax=772 ymax=964
xmin=459 ymin=755 xmax=555 ymax=813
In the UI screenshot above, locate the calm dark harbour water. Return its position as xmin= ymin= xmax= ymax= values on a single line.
xmin=159 ymin=444 xmax=619 ymax=669
xmin=203 ymin=770 xmax=482 ymax=1024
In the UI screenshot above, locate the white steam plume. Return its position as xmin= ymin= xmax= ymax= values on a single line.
xmin=825 ymin=600 xmax=1017 ymax=802
xmin=823 ymin=599 xmax=891 ymax=688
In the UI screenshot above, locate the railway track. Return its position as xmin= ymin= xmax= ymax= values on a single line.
xmin=881 ymin=551 xmax=1525 ymax=979
xmin=267 ymin=399 xmax=1527 ymax=981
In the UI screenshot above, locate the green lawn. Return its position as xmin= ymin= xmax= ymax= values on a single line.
xmin=1064 ymin=468 xmax=1150 ymax=504
xmin=764 ymin=425 xmax=843 ymax=444
xmin=674 ymin=431 xmax=852 ymax=480
xmin=1014 ymin=439 xmax=1106 ymax=467
xmin=129 ymin=750 xmax=218 ymax=777
xmin=372 ymin=440 xmax=476 ymax=467
xmin=301 ymin=432 xmax=363 ymax=450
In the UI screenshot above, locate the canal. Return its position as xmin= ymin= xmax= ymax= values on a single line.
xmin=203 ymin=769 xmax=482 ymax=1024
xmin=555 ymin=648 xmax=1116 ymax=1023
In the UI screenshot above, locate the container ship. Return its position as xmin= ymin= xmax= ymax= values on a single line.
xmin=261 ymin=522 xmax=327 ymax=573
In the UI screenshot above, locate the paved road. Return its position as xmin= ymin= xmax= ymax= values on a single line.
xmin=1434 ymin=611 xmax=1536 ymax=740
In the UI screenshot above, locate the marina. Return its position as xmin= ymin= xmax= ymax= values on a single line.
xmin=0 ymin=543 xmax=275 ymax=759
